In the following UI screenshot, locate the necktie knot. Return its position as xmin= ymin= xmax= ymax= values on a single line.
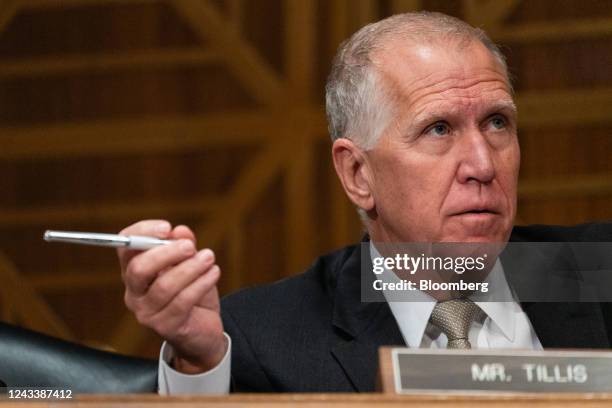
xmin=429 ymin=299 xmax=483 ymax=349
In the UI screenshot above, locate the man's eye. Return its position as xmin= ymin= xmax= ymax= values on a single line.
xmin=425 ymin=122 xmax=450 ymax=137
xmin=489 ymin=115 xmax=507 ymax=130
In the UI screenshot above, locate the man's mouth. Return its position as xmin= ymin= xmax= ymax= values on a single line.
xmin=451 ymin=208 xmax=500 ymax=216
xmin=462 ymin=209 xmax=496 ymax=214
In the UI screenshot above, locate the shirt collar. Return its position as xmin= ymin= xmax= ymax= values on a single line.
xmin=473 ymin=260 xmax=516 ymax=342
xmin=370 ymin=242 xmax=517 ymax=346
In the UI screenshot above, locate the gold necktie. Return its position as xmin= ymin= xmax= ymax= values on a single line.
xmin=429 ymin=299 xmax=483 ymax=349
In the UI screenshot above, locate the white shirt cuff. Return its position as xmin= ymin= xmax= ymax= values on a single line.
xmin=157 ymin=332 xmax=231 ymax=395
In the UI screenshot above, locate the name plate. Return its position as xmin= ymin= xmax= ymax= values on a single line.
xmin=379 ymin=347 xmax=612 ymax=394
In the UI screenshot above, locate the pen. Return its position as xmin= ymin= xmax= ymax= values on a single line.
xmin=44 ymin=230 xmax=172 ymax=250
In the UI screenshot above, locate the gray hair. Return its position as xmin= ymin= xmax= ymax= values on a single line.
xmin=325 ymin=11 xmax=510 ymax=149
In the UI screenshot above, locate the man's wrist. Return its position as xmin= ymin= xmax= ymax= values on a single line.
xmin=171 ymin=337 xmax=229 ymax=375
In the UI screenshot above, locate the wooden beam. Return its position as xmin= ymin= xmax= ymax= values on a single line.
xmin=519 ymin=173 xmax=612 ymax=199
xmin=29 ymin=270 xmax=120 ymax=292
xmin=21 ymin=0 xmax=161 ymax=9
xmin=329 ymin=0 xmax=350 ymax=52
xmin=353 ymin=0 xmax=377 ymax=28
xmin=390 ymin=0 xmax=421 ymax=13
xmin=284 ymin=0 xmax=315 ymax=104
xmin=0 ymin=48 xmax=220 ymax=79
xmin=463 ymin=0 xmax=520 ymax=29
xmin=516 ymin=88 xmax=612 ymax=127
xmin=0 ymin=110 xmax=320 ymax=159
xmin=226 ymin=0 xmax=243 ymax=35
xmin=0 ymin=197 xmax=221 ymax=226
xmin=0 ymin=251 xmax=74 ymax=340
xmin=491 ymin=18 xmax=612 ymax=43
xmin=172 ymin=0 xmax=286 ymax=106
xmin=0 ymin=0 xmax=20 ymax=34
xmin=284 ymin=132 xmax=315 ymax=275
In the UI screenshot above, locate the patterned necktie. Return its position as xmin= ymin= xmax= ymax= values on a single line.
xmin=429 ymin=299 xmax=484 ymax=349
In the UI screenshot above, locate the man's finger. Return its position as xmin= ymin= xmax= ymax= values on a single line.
xmin=171 ymin=225 xmax=197 ymax=244
xmin=147 ymin=265 xmax=221 ymax=335
xmin=124 ymin=239 xmax=196 ymax=296
xmin=143 ymin=249 xmax=216 ymax=314
xmin=118 ymin=220 xmax=172 ymax=271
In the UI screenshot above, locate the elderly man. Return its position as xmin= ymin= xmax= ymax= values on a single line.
xmin=118 ymin=12 xmax=612 ymax=393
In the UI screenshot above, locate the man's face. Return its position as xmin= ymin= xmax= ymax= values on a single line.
xmin=365 ymin=39 xmax=520 ymax=243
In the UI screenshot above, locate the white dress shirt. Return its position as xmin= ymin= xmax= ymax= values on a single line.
xmin=372 ymin=243 xmax=543 ymax=350
xmin=158 ymin=244 xmax=542 ymax=394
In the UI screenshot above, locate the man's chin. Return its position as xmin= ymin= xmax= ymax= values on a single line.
xmin=443 ymin=214 xmax=511 ymax=243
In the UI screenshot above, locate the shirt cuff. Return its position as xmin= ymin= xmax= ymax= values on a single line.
xmin=157 ymin=332 xmax=231 ymax=395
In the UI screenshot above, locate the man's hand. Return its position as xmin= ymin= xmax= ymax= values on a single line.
xmin=118 ymin=220 xmax=227 ymax=374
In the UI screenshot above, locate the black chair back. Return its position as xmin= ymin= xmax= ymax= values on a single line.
xmin=0 ymin=322 xmax=157 ymax=393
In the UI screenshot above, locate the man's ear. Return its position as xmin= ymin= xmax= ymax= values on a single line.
xmin=332 ymin=138 xmax=375 ymax=212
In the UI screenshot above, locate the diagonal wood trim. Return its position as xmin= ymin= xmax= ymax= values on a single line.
xmin=194 ymin=139 xmax=291 ymax=248
xmin=108 ymin=311 xmax=144 ymax=354
xmin=0 ymin=197 xmax=222 ymax=226
xmin=0 ymin=251 xmax=74 ymax=340
xmin=0 ymin=48 xmax=220 ymax=78
xmin=172 ymin=0 xmax=286 ymax=106
xmin=490 ymin=18 xmax=612 ymax=42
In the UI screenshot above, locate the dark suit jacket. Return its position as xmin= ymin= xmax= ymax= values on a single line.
xmin=221 ymin=222 xmax=612 ymax=392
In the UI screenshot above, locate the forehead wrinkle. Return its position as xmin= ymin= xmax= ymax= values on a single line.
xmin=400 ymin=79 xmax=512 ymax=121
xmin=407 ymin=72 xmax=509 ymax=101
xmin=378 ymin=65 xmax=510 ymax=114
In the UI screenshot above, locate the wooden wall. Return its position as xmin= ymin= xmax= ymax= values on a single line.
xmin=0 ymin=0 xmax=610 ymax=357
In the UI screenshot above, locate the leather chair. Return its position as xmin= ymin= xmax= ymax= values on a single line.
xmin=0 ymin=322 xmax=157 ymax=393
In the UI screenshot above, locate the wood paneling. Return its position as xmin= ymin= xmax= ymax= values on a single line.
xmin=0 ymin=0 xmax=610 ymax=356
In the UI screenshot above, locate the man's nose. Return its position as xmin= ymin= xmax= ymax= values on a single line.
xmin=456 ymin=129 xmax=495 ymax=184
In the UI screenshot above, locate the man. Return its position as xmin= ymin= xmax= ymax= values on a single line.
xmin=118 ymin=12 xmax=612 ymax=393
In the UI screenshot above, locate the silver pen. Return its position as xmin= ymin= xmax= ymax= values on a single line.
xmin=44 ymin=230 xmax=172 ymax=250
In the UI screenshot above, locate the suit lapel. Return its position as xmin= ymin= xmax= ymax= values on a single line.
xmin=331 ymin=303 xmax=404 ymax=391
xmin=329 ymin=240 xmax=405 ymax=391
xmin=507 ymin=230 xmax=611 ymax=349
